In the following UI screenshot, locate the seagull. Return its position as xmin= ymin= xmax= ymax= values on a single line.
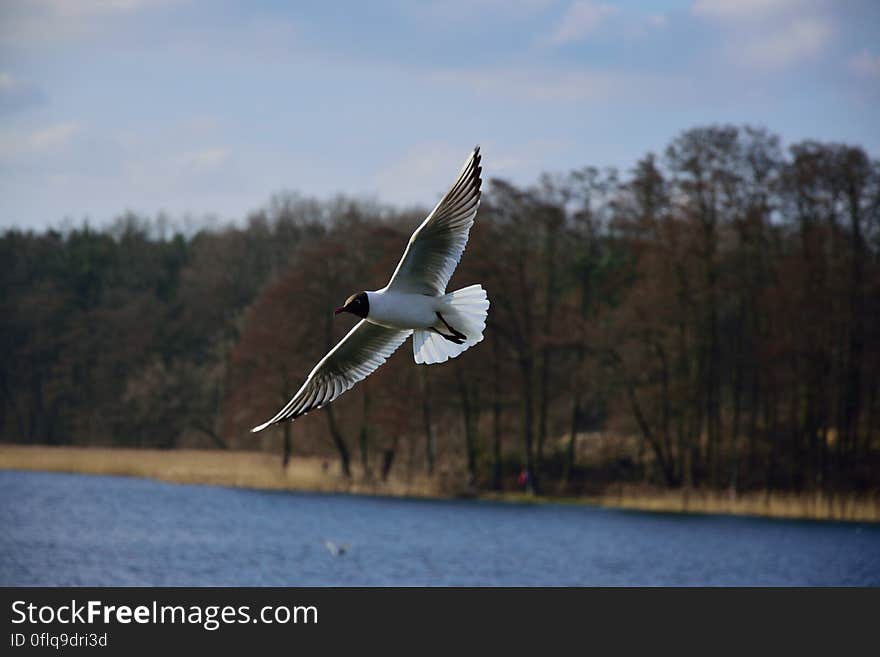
xmin=324 ymin=540 xmax=350 ymax=557
xmin=251 ymin=146 xmax=489 ymax=433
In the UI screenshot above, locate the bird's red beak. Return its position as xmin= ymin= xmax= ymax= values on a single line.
xmin=334 ymin=306 xmax=345 ymax=315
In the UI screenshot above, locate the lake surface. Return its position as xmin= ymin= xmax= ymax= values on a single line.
xmin=1 ymin=470 xmax=878 ymax=586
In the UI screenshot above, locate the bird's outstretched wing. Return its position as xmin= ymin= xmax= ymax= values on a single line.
xmin=386 ymin=146 xmax=482 ymax=296
xmin=250 ymin=320 xmax=411 ymax=432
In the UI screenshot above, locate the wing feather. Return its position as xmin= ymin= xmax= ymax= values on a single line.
xmin=386 ymin=146 xmax=482 ymax=295
xmin=250 ymin=320 xmax=411 ymax=432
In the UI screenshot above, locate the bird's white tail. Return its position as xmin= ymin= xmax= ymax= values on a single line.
xmin=413 ymin=284 xmax=489 ymax=365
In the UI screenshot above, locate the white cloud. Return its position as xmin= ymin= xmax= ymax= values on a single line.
xmin=741 ymin=17 xmax=832 ymax=70
xmin=29 ymin=122 xmax=81 ymax=149
xmin=849 ymin=50 xmax=880 ymax=78
xmin=692 ymin=0 xmax=834 ymax=70
xmin=692 ymin=0 xmax=803 ymax=21
xmin=41 ymin=0 xmax=166 ymax=17
xmin=485 ymin=139 xmax=568 ymax=175
xmin=441 ymin=0 xmax=551 ymax=12
xmin=433 ymin=66 xmax=685 ymax=104
xmin=549 ymin=1 xmax=618 ymax=45
xmin=0 ymin=121 xmax=81 ymax=157
xmin=121 ymin=144 xmax=233 ymax=196
xmin=0 ymin=72 xmax=47 ymax=114
xmin=373 ymin=142 xmax=466 ymax=206
xmin=177 ymin=147 xmax=229 ymax=174
xmin=408 ymin=0 xmax=553 ymax=24
xmin=0 ymin=0 xmax=183 ymax=45
xmin=373 ymin=140 xmax=567 ymax=206
xmin=0 ymin=73 xmax=17 ymax=90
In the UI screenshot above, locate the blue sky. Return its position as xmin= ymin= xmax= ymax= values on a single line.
xmin=1 ymin=0 xmax=878 ymax=230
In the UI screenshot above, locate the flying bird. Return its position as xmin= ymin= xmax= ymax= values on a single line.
xmin=251 ymin=146 xmax=489 ymax=433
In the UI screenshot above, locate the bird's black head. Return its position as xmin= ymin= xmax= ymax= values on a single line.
xmin=335 ymin=292 xmax=369 ymax=319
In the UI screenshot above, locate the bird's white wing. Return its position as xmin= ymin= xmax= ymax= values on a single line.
xmin=251 ymin=320 xmax=411 ymax=432
xmin=386 ymin=146 xmax=482 ymax=295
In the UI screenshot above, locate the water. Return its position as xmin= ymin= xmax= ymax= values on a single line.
xmin=1 ymin=470 xmax=878 ymax=586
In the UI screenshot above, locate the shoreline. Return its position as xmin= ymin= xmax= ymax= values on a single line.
xmin=1 ymin=444 xmax=878 ymax=523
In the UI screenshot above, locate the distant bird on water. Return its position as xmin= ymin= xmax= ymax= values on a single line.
xmin=251 ymin=146 xmax=489 ymax=433
xmin=324 ymin=540 xmax=350 ymax=557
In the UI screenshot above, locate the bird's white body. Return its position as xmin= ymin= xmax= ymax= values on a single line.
xmin=365 ymin=288 xmax=440 ymax=330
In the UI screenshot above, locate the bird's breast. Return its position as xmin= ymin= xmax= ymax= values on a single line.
xmin=365 ymin=290 xmax=437 ymax=330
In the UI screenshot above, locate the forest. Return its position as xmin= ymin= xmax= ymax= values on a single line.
xmin=2 ymin=125 xmax=878 ymax=496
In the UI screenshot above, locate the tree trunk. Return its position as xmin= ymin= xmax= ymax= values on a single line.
xmin=359 ymin=389 xmax=371 ymax=478
xmin=519 ymin=354 xmax=539 ymax=494
xmin=843 ymin=173 xmax=866 ymax=482
xmin=381 ymin=449 xmax=395 ymax=482
xmin=325 ymin=406 xmax=351 ymax=478
xmin=491 ymin=337 xmax=503 ymax=491
xmin=455 ymin=366 xmax=478 ymax=487
xmin=192 ymin=423 xmax=228 ymax=450
xmin=611 ymin=350 xmax=676 ymax=486
xmin=536 ymin=344 xmax=551 ymax=464
xmin=563 ymin=346 xmax=584 ymax=486
xmin=420 ymin=368 xmax=435 ymax=476
xmin=282 ymin=422 xmax=292 ymax=469
xmin=536 ymin=210 xmax=560 ymax=465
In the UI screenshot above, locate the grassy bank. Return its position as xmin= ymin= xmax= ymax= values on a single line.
xmin=2 ymin=445 xmax=878 ymax=522
xmin=0 ymin=445 xmax=443 ymax=498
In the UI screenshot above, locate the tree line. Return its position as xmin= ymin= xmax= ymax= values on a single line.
xmin=2 ymin=125 xmax=878 ymax=495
